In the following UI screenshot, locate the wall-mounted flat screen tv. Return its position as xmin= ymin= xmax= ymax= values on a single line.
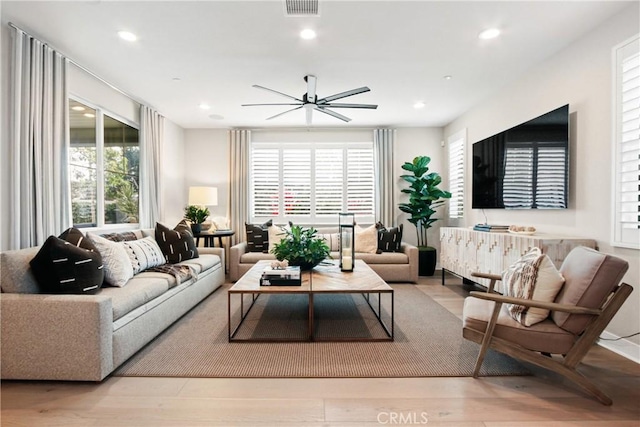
xmin=472 ymin=105 xmax=569 ymax=209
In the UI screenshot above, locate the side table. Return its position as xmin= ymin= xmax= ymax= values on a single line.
xmin=194 ymin=230 xmax=235 ymax=248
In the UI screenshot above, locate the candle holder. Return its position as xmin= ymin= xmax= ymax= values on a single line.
xmin=339 ymin=213 xmax=355 ymax=272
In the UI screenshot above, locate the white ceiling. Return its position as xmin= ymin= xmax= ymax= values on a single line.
xmin=2 ymin=1 xmax=635 ymax=129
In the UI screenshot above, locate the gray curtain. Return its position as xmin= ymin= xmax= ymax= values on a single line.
xmin=139 ymin=105 xmax=164 ymax=228
xmin=228 ymin=129 xmax=251 ymax=245
xmin=373 ymin=128 xmax=395 ymax=226
xmin=9 ymin=28 xmax=70 ymax=249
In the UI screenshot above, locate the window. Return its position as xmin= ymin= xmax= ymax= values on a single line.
xmin=448 ymin=130 xmax=465 ymax=219
xmin=612 ymin=35 xmax=640 ymax=248
xmin=250 ymin=142 xmax=374 ymax=224
xmin=69 ymin=98 xmax=140 ymax=228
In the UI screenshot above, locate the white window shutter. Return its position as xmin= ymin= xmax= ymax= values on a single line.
xmin=613 ymin=36 xmax=640 ymax=248
xmin=448 ymin=131 xmax=465 ymax=219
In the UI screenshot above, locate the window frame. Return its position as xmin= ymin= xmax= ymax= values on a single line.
xmin=68 ymin=95 xmax=141 ymax=230
xmin=611 ymin=35 xmax=640 ymax=249
xmin=249 ymin=141 xmax=375 ymax=225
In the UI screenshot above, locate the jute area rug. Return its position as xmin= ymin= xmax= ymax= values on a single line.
xmin=114 ymin=283 xmax=528 ymax=378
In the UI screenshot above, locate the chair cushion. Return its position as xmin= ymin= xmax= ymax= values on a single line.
xmin=241 ymin=251 xmax=277 ymax=263
xmin=553 ymin=247 xmax=629 ymax=334
xmin=463 ymin=297 xmax=576 ymax=355
xmin=245 ymin=220 xmax=271 ymax=253
xmin=376 ymin=223 xmax=403 ymax=253
xmin=502 ymin=247 xmax=565 ymax=326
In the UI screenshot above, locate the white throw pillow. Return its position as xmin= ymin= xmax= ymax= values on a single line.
xmin=268 ymin=224 xmax=290 ymax=253
xmin=88 ymin=233 xmax=134 ymax=287
xmin=123 ymin=236 xmax=166 ymax=274
xmin=502 ymin=247 xmax=565 ymax=326
xmin=355 ymin=224 xmax=378 ymax=254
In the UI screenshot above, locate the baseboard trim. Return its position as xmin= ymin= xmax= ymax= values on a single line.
xmin=597 ymin=331 xmax=640 ymax=364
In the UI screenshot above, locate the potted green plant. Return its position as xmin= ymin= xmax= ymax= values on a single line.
xmin=184 ymin=205 xmax=210 ymax=234
xmin=399 ymin=156 xmax=451 ymax=276
xmin=271 ymin=225 xmax=330 ymax=271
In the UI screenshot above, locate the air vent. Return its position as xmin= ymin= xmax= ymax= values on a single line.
xmin=285 ymin=0 xmax=319 ymax=16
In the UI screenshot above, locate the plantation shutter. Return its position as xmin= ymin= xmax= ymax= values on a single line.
xmin=347 ymin=148 xmax=375 ymax=217
xmin=448 ymin=130 xmax=465 ymax=219
xmin=613 ymin=35 xmax=640 ymax=248
xmin=250 ymin=142 xmax=374 ymax=223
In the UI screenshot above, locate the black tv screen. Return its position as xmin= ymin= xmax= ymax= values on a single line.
xmin=472 ymin=105 xmax=569 ymax=209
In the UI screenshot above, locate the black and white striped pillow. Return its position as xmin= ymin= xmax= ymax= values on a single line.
xmin=30 ymin=234 xmax=104 ymax=295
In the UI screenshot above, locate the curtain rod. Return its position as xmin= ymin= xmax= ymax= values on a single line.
xmin=8 ymin=22 xmax=157 ymax=112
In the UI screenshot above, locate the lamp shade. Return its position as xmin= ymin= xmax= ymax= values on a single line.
xmin=188 ymin=186 xmax=218 ymax=206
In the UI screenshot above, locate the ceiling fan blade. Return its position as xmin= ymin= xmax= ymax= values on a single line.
xmin=252 ymin=85 xmax=303 ymax=102
xmin=266 ymin=106 xmax=303 ymax=120
xmin=317 ymin=86 xmax=370 ymax=103
xmin=306 ymin=106 xmax=313 ymax=125
xmin=242 ymin=103 xmax=302 ymax=107
xmin=305 ymin=75 xmax=317 ymax=103
xmin=313 ymin=106 xmax=351 ymax=122
xmin=321 ymin=103 xmax=378 ymax=109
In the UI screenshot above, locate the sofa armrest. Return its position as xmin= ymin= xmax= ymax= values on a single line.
xmin=0 ymin=293 xmax=114 ymax=381
xmin=400 ymin=243 xmax=419 ymax=283
xmin=229 ymin=242 xmax=249 ymax=281
xmin=198 ymin=247 xmax=225 ymax=270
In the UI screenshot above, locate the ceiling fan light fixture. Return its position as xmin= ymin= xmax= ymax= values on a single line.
xmin=300 ymin=29 xmax=317 ymax=40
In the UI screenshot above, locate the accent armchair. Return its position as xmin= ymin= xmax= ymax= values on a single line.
xmin=462 ymin=246 xmax=632 ymax=405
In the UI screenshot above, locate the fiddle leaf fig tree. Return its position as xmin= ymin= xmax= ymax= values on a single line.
xmin=399 ymin=156 xmax=451 ymax=248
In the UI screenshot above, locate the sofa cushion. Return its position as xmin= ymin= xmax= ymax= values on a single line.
xmin=355 ymin=224 xmax=378 ymax=253
xmin=98 ymin=276 xmax=170 ymax=321
xmin=29 ymin=235 xmax=104 ymax=294
xmin=155 ymin=220 xmax=199 ymax=263
xmin=88 ymin=233 xmax=134 ymax=287
xmin=376 ymin=223 xmax=403 ymax=253
xmin=245 ymin=220 xmax=271 ymax=253
xmin=502 ymin=247 xmax=565 ymax=326
xmin=123 ymin=236 xmax=166 ymax=274
xmin=240 ymin=251 xmax=278 ymax=263
xmin=333 ymin=251 xmax=408 ymax=265
xmin=0 ymin=247 xmax=42 ymax=293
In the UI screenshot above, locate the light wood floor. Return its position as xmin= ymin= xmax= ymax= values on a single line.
xmin=2 ymin=274 xmax=639 ymax=426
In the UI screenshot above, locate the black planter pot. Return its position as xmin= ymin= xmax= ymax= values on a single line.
xmin=418 ymin=247 xmax=437 ymax=276
xmin=190 ymin=223 xmax=202 ymax=235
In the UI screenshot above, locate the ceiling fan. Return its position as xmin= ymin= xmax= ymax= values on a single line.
xmin=242 ymin=75 xmax=377 ymax=125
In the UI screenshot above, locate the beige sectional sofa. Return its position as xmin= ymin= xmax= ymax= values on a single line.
xmin=230 ymin=226 xmax=418 ymax=283
xmin=0 ymin=229 xmax=225 ymax=381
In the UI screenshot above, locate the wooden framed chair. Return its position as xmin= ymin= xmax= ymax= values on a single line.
xmin=462 ymin=246 xmax=632 ymax=405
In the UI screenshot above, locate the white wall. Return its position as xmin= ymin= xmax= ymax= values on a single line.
xmin=161 ymin=120 xmax=187 ymax=226
xmin=183 ymin=129 xmax=229 ymax=219
xmin=444 ymin=4 xmax=640 ymax=352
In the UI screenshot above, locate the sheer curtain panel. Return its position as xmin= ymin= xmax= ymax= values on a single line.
xmin=374 ymin=128 xmax=395 ymax=226
xmin=228 ymin=130 xmax=251 ymax=245
xmin=9 ymin=28 xmax=70 ymax=249
xmin=139 ymin=105 xmax=164 ymax=228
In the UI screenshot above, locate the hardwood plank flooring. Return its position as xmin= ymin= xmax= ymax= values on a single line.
xmin=2 ymin=273 xmax=639 ymax=426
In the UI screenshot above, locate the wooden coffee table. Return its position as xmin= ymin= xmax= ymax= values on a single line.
xmin=228 ymin=260 xmax=394 ymax=342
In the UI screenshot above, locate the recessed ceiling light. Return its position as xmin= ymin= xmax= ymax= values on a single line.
xmin=443 ymin=75 xmax=453 ymax=80
xmin=209 ymin=114 xmax=224 ymax=120
xmin=478 ymin=28 xmax=500 ymax=40
xmin=118 ymin=31 xmax=137 ymax=42
xmin=71 ymin=106 xmax=85 ymax=111
xmin=172 ymin=77 xmax=181 ymax=82
xmin=199 ymin=103 xmax=211 ymax=110
xmin=83 ymin=113 xmax=95 ymax=118
xmin=300 ymin=29 xmax=317 ymax=40
xmin=414 ymin=101 xmax=425 ymax=109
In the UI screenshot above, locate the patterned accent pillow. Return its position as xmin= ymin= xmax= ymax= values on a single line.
xmin=123 ymin=236 xmax=166 ymax=274
xmin=318 ymin=233 xmax=340 ymax=252
xmin=155 ymin=220 xmax=199 ymax=263
xmin=354 ymin=224 xmax=378 ymax=254
xmin=267 ymin=223 xmax=290 ymax=253
xmin=100 ymin=231 xmax=140 ymax=242
xmin=502 ymin=247 xmax=565 ymax=326
xmin=376 ymin=223 xmax=403 ymax=253
xmin=245 ymin=219 xmax=272 ymax=253
xmin=30 ymin=235 xmax=104 ymax=294
xmin=88 ymin=233 xmax=134 ymax=287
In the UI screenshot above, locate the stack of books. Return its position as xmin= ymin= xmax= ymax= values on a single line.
xmin=473 ymin=224 xmax=510 ymax=233
xmin=260 ymin=266 xmax=302 ymax=286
